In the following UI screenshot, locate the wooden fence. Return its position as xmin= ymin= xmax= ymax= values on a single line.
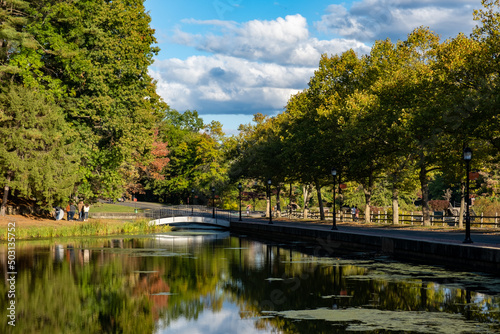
xmin=280 ymin=209 xmax=500 ymax=228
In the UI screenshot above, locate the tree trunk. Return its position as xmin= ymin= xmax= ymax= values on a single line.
xmin=314 ymin=178 xmax=325 ymax=220
xmin=363 ymin=188 xmax=371 ymax=224
xmin=458 ymin=181 xmax=465 ymax=228
xmin=362 ymin=175 xmax=374 ymax=224
xmin=266 ymin=196 xmax=270 ymax=218
xmin=1 ymin=172 xmax=11 ymax=216
xmin=419 ymin=166 xmax=431 ymax=226
xmin=392 ymin=184 xmax=399 ymax=225
xmin=302 ymin=184 xmax=312 ymax=219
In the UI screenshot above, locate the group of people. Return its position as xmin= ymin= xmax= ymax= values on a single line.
xmin=54 ymin=201 xmax=90 ymax=221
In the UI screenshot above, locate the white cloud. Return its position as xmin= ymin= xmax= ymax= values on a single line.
xmin=173 ymin=14 xmax=370 ymax=66
xmin=315 ymin=0 xmax=480 ymax=42
xmin=150 ymin=54 xmax=311 ymax=116
xmin=153 ymin=15 xmax=371 ymax=123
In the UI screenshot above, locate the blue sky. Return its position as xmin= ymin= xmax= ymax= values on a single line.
xmin=144 ymin=0 xmax=481 ymax=134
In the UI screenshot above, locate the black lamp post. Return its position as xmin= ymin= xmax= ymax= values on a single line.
xmin=212 ymin=187 xmax=216 ymax=218
xmin=191 ymin=189 xmax=195 ymax=215
xmin=238 ymin=183 xmax=242 ymax=221
xmin=338 ymin=170 xmax=342 ymax=222
xmin=463 ymin=147 xmax=473 ymax=244
xmin=267 ymin=179 xmax=273 ymax=224
xmin=331 ymin=168 xmax=338 ymax=230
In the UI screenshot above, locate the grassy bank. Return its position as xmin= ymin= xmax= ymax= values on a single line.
xmin=91 ymin=203 xmax=144 ymax=213
xmin=1 ymin=218 xmax=171 ymax=241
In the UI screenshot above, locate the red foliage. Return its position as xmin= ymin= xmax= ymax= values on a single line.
xmin=149 ymin=139 xmax=169 ymax=180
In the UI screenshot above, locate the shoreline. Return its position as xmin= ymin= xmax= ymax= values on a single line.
xmin=0 ymin=214 xmax=171 ymax=241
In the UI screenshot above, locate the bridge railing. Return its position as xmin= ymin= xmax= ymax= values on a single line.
xmin=144 ymin=205 xmax=233 ymax=221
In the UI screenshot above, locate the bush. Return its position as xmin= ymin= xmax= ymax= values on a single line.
xmin=428 ymin=200 xmax=449 ymax=211
xmin=473 ymin=197 xmax=500 ymax=216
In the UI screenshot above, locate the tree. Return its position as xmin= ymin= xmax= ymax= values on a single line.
xmin=7 ymin=0 xmax=165 ymax=201
xmin=281 ymin=91 xmax=331 ymax=219
xmin=229 ymin=114 xmax=288 ymax=216
xmin=0 ymin=0 xmax=34 ymax=81
xmin=472 ymin=0 xmax=500 ymax=159
xmin=148 ymin=110 xmax=229 ymax=204
xmin=298 ymin=51 xmax=366 ymax=220
xmin=391 ymin=27 xmax=444 ymax=226
xmin=0 ymin=85 xmax=78 ymax=215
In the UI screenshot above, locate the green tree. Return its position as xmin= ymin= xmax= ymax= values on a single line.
xmin=0 ymin=0 xmax=35 ymax=80
xmin=392 ymin=27 xmax=444 ymax=226
xmin=0 ymin=85 xmax=78 ymax=215
xmin=300 ymin=51 xmax=367 ymax=219
xmin=149 ymin=110 xmax=228 ymax=204
xmin=7 ymin=0 xmax=165 ymax=201
xmin=229 ymin=113 xmax=288 ymax=216
xmin=472 ymin=0 xmax=500 ymax=158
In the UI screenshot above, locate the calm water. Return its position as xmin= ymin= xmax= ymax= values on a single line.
xmin=1 ymin=230 xmax=500 ymax=333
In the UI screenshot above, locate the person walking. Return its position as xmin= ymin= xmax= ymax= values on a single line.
xmin=351 ymin=207 xmax=356 ymax=222
xmin=83 ymin=203 xmax=90 ymax=221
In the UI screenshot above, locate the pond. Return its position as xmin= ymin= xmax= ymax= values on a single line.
xmin=1 ymin=230 xmax=500 ymax=333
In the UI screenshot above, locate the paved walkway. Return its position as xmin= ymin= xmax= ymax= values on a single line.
xmin=233 ymin=215 xmax=500 ymax=249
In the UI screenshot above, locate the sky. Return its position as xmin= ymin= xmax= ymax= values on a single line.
xmin=144 ymin=0 xmax=482 ymax=134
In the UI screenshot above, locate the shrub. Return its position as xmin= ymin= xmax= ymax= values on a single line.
xmin=473 ymin=197 xmax=500 ymax=216
xmin=428 ymin=200 xmax=449 ymax=211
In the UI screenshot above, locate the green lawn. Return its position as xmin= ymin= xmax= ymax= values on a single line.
xmin=91 ymin=203 xmax=142 ymax=213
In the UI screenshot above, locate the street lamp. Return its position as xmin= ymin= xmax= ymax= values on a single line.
xmin=331 ymin=168 xmax=338 ymax=230
xmin=463 ymin=147 xmax=473 ymax=244
xmin=212 ymin=187 xmax=216 ymax=218
xmin=191 ymin=189 xmax=195 ymax=215
xmin=238 ymin=183 xmax=242 ymax=221
xmin=267 ymin=179 xmax=273 ymax=224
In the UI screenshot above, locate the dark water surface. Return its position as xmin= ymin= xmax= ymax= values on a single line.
xmin=1 ymin=230 xmax=500 ymax=333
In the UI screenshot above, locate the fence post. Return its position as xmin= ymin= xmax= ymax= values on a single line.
xmin=496 ymin=212 xmax=498 ymax=228
xmin=411 ymin=211 xmax=413 ymax=225
xmin=481 ymin=212 xmax=483 ymax=228
xmin=384 ymin=210 xmax=387 ymax=224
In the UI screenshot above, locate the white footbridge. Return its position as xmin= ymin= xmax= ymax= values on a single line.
xmin=149 ymin=215 xmax=230 ymax=229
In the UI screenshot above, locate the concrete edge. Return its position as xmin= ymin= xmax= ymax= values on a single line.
xmin=230 ymin=221 xmax=500 ymax=275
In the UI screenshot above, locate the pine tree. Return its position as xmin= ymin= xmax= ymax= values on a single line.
xmin=0 ymin=85 xmax=79 ymax=215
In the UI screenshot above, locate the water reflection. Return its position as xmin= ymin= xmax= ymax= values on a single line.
xmin=1 ymin=231 xmax=499 ymax=333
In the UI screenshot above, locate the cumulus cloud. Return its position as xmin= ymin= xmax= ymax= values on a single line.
xmin=173 ymin=14 xmax=370 ymax=66
xmin=153 ymin=14 xmax=372 ymax=119
xmin=315 ymin=0 xmax=480 ymax=42
xmin=150 ymin=54 xmax=313 ymax=115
